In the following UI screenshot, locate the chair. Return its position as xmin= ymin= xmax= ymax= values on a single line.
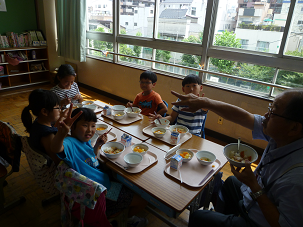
xmin=54 ymin=161 xmax=112 ymax=227
xmin=21 ymin=136 xmax=59 ymax=206
xmin=0 ymin=121 xmax=26 ymax=214
xmin=157 ymin=100 xmax=168 ymax=117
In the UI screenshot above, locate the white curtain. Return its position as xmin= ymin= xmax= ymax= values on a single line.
xmin=56 ymin=0 xmax=86 ymax=62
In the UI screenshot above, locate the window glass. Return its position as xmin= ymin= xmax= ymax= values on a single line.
xmin=214 ymin=0 xmax=287 ymax=54
xmin=285 ymin=2 xmax=303 ymax=58
xmin=275 ymin=69 xmax=303 ymax=89
xmin=87 ymin=39 xmax=113 ymax=60
xmin=118 ymin=44 xmax=152 ymax=67
xmin=155 ymin=49 xmax=200 ymax=76
xmin=87 ymin=0 xmax=113 ymax=33
xmin=208 ymin=58 xmax=275 ymax=94
xmin=120 ymin=0 xmax=154 ymax=37
xmin=157 ymin=0 xmax=207 ymax=43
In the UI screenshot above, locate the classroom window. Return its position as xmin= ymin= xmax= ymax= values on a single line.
xmin=85 ymin=0 xmax=303 ymax=98
xmin=87 ymin=1 xmax=113 ymax=33
xmin=118 ymin=44 xmax=152 ymax=68
xmin=119 ymin=0 xmax=154 ymax=38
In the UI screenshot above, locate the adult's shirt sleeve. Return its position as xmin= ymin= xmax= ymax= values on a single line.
xmin=252 ymin=114 xmax=270 ymax=142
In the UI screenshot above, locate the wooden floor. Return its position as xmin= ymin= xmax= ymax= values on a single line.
xmin=0 ymin=83 xmax=233 ymax=227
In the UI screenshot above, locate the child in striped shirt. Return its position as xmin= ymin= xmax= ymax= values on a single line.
xmin=150 ymin=74 xmax=208 ymax=138
xmin=51 ymin=64 xmax=83 ymax=106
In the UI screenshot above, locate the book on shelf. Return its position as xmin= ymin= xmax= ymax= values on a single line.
xmin=6 ymin=32 xmax=17 ymax=48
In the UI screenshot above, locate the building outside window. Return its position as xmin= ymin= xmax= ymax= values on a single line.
xmin=86 ymin=0 xmax=303 ymax=98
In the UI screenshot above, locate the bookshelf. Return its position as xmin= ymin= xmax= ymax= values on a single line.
xmin=0 ymin=46 xmax=49 ymax=90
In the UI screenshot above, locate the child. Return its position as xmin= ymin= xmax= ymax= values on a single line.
xmin=127 ymin=70 xmax=167 ymax=116
xmin=51 ymin=64 xmax=83 ymax=106
xmin=150 ymin=74 xmax=208 ymax=138
xmin=51 ymin=107 xmax=148 ymax=226
xmin=21 ymin=89 xmax=68 ymax=165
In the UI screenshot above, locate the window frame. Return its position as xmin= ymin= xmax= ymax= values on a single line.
xmin=86 ymin=0 xmax=302 ymax=99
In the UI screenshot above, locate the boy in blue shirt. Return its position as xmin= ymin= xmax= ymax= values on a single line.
xmin=150 ymin=74 xmax=208 ymax=138
xmin=51 ymin=106 xmax=148 ymax=226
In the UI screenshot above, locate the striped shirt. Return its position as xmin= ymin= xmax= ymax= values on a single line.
xmin=172 ymin=98 xmax=208 ymax=138
xmin=50 ymin=82 xmax=81 ymax=104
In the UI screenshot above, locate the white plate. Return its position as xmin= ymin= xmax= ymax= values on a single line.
xmin=91 ymin=131 xmax=117 ymax=146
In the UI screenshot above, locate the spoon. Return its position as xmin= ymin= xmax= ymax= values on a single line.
xmin=129 ymin=101 xmax=134 ymax=112
xmin=237 ymin=137 xmax=241 ymax=154
xmin=154 ymin=111 xmax=161 ymax=125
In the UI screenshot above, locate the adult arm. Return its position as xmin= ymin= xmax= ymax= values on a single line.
xmin=231 ymin=162 xmax=281 ymax=227
xmin=171 ymin=91 xmax=255 ymax=130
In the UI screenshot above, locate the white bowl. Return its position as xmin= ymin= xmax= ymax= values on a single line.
xmin=131 ymin=143 xmax=149 ymax=156
xmin=113 ymin=111 xmax=125 ymax=120
xmin=101 ymin=142 xmax=125 ymax=159
xmin=82 ymin=101 xmax=94 ymax=105
xmin=196 ymin=150 xmax=216 ymax=166
xmin=124 ymin=153 xmax=143 ymax=168
xmin=84 ymin=104 xmax=97 ymax=110
xmin=153 ymin=118 xmax=170 ymax=128
xmin=169 ymin=125 xmax=189 ymax=135
xmin=125 ymin=107 xmax=141 ymax=118
xmin=151 ymin=127 xmax=166 ymax=138
xmin=176 ymin=149 xmax=194 ymax=163
xmin=223 ymin=143 xmax=258 ymax=167
xmin=112 ymin=105 xmax=126 ymax=112
xmin=95 ymin=123 xmax=108 ymax=135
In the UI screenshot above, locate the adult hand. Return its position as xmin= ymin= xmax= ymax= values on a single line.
xmin=171 ymin=90 xmax=207 ymax=112
xmin=230 ymin=161 xmax=259 ymax=191
xmin=148 ymin=113 xmax=162 ymax=122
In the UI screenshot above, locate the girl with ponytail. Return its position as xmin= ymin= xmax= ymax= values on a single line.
xmin=21 ymin=89 xmax=66 ymax=165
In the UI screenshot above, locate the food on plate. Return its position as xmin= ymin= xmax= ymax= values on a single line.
xmin=229 ymin=150 xmax=252 ymax=163
xmin=200 ymin=157 xmax=211 ymax=162
xmin=96 ymin=127 xmax=106 ymax=131
xmin=103 ymin=147 xmax=122 ymax=154
xmin=172 ymin=127 xmax=186 ymax=133
xmin=115 ymin=113 xmax=123 ymax=116
xmin=133 ymin=146 xmax=146 ymax=153
xmin=212 ymin=164 xmax=215 ymax=168
xmin=154 ymin=130 xmax=164 ymax=134
xmin=179 ymin=151 xmax=191 ymax=159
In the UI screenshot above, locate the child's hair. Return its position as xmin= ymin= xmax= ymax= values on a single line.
xmin=182 ymin=74 xmax=202 ymax=87
xmin=21 ymin=89 xmax=60 ymax=133
xmin=54 ymin=64 xmax=76 ymax=84
xmin=71 ymin=108 xmax=97 ymax=129
xmin=140 ymin=71 xmax=157 ymax=83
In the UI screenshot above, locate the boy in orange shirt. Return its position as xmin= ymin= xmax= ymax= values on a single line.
xmin=127 ymin=71 xmax=167 ymax=116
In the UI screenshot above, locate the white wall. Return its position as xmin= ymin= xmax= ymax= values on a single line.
xmin=235 ymin=28 xmax=283 ymax=53
xmin=39 ymin=0 xmax=269 ymax=150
